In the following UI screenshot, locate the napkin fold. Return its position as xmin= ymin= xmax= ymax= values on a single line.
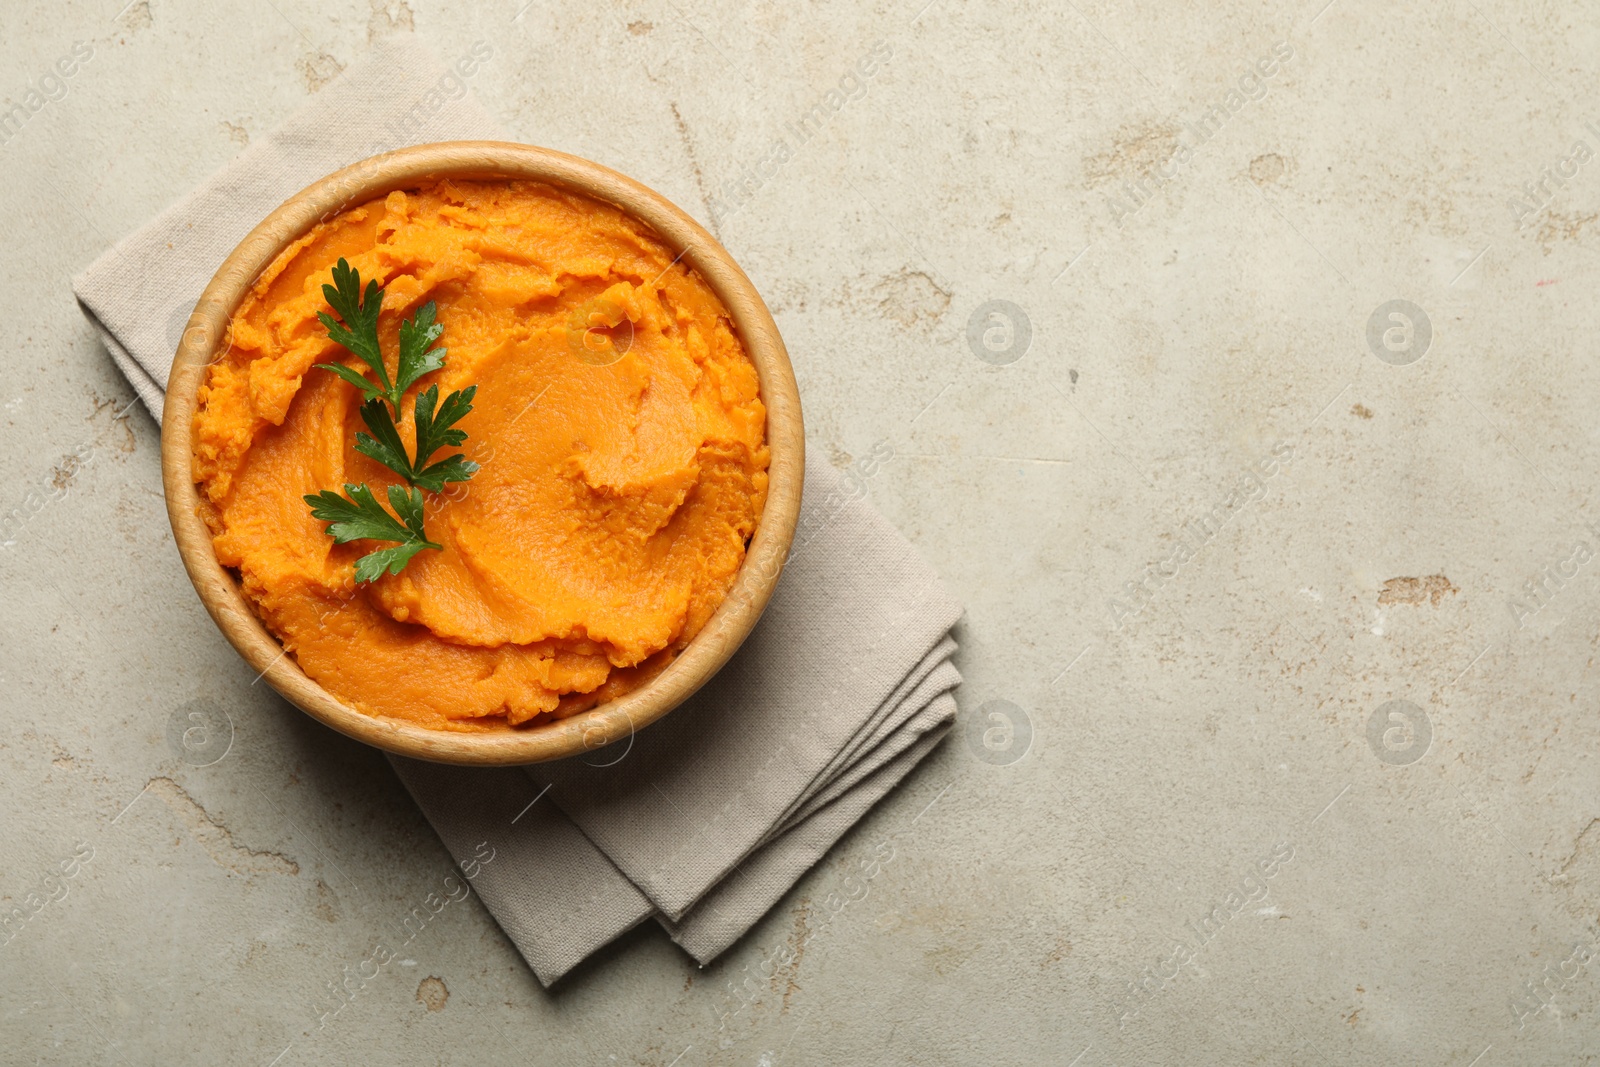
xmin=72 ymin=37 xmax=963 ymax=985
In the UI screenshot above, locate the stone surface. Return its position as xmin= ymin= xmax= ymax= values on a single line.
xmin=5 ymin=0 xmax=1600 ymax=1063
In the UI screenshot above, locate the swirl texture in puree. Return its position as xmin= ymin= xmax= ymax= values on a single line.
xmin=192 ymin=179 xmax=769 ymax=729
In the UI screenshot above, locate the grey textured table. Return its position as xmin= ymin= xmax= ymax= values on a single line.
xmin=5 ymin=1 xmax=1600 ymax=1063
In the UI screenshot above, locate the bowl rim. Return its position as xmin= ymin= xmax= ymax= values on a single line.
xmin=160 ymin=140 xmax=804 ymax=766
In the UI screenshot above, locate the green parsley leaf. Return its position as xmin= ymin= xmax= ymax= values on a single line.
xmin=304 ymin=483 xmax=408 ymax=543
xmin=412 ymin=384 xmax=480 ymax=492
xmin=351 ymin=540 xmax=434 ymax=585
xmin=302 ymin=483 xmax=441 ymax=584
xmin=395 ymin=301 xmax=447 ymax=398
xmin=353 ymin=398 xmax=414 ymax=481
xmin=314 ymin=258 xmax=390 ymax=398
xmin=413 ymin=454 xmax=479 ymax=493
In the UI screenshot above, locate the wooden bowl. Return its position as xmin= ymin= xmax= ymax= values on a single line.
xmin=160 ymin=141 xmax=804 ymax=766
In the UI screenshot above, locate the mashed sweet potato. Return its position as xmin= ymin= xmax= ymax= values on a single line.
xmin=192 ymin=179 xmax=769 ymax=729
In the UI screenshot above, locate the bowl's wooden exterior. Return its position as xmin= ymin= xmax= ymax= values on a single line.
xmin=160 ymin=141 xmax=804 ymax=766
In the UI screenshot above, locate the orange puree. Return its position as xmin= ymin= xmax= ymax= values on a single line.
xmin=192 ymin=179 xmax=769 ymax=730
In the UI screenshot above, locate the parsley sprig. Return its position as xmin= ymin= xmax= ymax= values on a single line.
xmin=354 ymin=385 xmax=479 ymax=492
xmin=302 ymin=259 xmax=480 ymax=583
xmin=313 ymin=260 xmax=447 ymax=412
xmin=305 ymin=483 xmax=441 ymax=584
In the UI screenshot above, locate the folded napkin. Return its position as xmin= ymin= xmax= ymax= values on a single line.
xmin=72 ymin=37 xmax=963 ymax=984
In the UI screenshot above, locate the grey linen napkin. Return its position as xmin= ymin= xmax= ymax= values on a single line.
xmin=71 ymin=38 xmax=963 ymax=985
